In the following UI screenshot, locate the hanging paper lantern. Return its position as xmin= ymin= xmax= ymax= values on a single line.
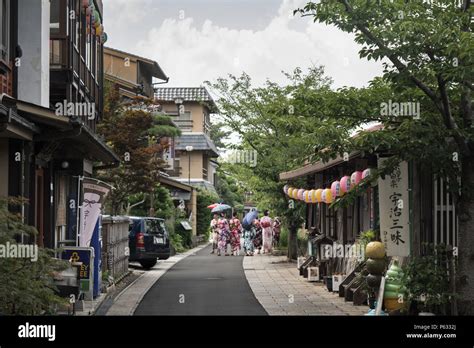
xmin=322 ymin=188 xmax=333 ymax=204
xmin=308 ymin=190 xmax=315 ymax=203
xmin=86 ymin=6 xmax=92 ymax=16
xmin=96 ymin=24 xmax=103 ymax=36
xmin=315 ymin=189 xmax=323 ymax=203
xmin=283 ymin=185 xmax=289 ymax=195
xmin=340 ymin=176 xmax=351 ymax=194
xmin=351 ymin=171 xmax=363 ymax=188
xmin=304 ymin=191 xmax=310 ymax=203
xmin=82 ymin=0 xmax=89 ymax=8
xmin=331 ymin=181 xmax=341 ymax=198
xmin=287 ymin=187 xmax=293 ymax=198
xmin=93 ymin=10 xmax=100 ymax=24
xmin=311 ymin=189 xmax=317 ymax=203
xmin=101 ymin=32 xmax=108 ymax=44
xmin=362 ymin=168 xmax=371 ymax=180
xmin=297 ymin=189 xmax=305 ymax=201
xmin=298 ymin=189 xmax=305 ymax=201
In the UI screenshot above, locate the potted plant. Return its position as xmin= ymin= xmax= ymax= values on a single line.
xmin=401 ymin=244 xmax=456 ymax=315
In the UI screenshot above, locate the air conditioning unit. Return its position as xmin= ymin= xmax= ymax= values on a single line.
xmin=307 ymin=267 xmax=320 ymax=282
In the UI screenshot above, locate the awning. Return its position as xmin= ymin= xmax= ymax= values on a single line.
xmin=0 ymin=104 xmax=40 ymax=140
xmin=279 ymin=151 xmax=361 ymax=181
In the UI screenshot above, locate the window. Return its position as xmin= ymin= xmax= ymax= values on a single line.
xmin=50 ymin=0 xmax=60 ymax=35
xmin=0 ymin=0 xmax=9 ymax=62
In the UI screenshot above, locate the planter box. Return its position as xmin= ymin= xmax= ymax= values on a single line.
xmin=307 ymin=267 xmax=321 ymax=282
xmin=332 ymin=274 xmax=346 ymax=292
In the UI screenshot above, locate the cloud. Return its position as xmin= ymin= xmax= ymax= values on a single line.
xmin=107 ymin=0 xmax=383 ymax=89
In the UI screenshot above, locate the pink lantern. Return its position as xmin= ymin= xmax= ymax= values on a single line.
xmin=351 ymin=171 xmax=363 ymax=188
xmin=340 ymin=176 xmax=351 ymax=194
xmin=362 ymin=168 xmax=371 ymax=180
xmin=331 ymin=181 xmax=341 ymax=198
xmin=298 ymin=189 xmax=304 ymax=201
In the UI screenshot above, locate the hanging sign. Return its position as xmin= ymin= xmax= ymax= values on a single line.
xmin=378 ymin=159 xmax=410 ymax=257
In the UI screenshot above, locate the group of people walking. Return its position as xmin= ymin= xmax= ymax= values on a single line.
xmin=210 ymin=210 xmax=281 ymax=257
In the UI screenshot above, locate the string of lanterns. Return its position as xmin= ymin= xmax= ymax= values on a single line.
xmin=83 ymin=0 xmax=108 ymax=44
xmin=283 ymin=168 xmax=372 ymax=204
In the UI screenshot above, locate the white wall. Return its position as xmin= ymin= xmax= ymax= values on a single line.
xmin=17 ymin=0 xmax=50 ymax=108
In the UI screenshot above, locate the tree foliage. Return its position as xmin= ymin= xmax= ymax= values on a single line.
xmin=97 ymin=83 xmax=181 ymax=214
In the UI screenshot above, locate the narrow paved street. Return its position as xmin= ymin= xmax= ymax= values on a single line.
xmin=134 ymin=245 xmax=267 ymax=315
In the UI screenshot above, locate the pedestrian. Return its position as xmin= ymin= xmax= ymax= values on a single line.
xmin=253 ymin=219 xmax=262 ymax=254
xmin=217 ymin=212 xmax=231 ymax=256
xmin=272 ymin=217 xmax=282 ymax=248
xmin=242 ymin=222 xmax=255 ymax=256
xmin=229 ymin=212 xmax=242 ymax=256
xmin=210 ymin=213 xmax=219 ymax=254
xmin=260 ymin=210 xmax=273 ymax=254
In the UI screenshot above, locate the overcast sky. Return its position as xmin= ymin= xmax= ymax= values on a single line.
xmin=103 ymin=0 xmax=384 ymax=89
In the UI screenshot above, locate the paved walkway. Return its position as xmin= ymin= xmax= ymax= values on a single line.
xmin=243 ymin=253 xmax=368 ymax=315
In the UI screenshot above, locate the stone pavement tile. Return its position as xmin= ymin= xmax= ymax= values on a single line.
xmin=244 ymin=253 xmax=368 ymax=316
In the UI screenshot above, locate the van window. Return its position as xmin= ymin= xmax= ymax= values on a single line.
xmin=144 ymin=219 xmax=165 ymax=234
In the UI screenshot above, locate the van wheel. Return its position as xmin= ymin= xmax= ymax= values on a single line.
xmin=139 ymin=259 xmax=157 ymax=269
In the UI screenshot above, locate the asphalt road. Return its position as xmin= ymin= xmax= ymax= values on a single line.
xmin=134 ymin=244 xmax=267 ymax=315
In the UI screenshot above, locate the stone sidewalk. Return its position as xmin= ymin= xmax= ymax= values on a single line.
xmin=243 ymin=254 xmax=368 ymax=315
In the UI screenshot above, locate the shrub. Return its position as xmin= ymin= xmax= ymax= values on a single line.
xmin=0 ymin=197 xmax=68 ymax=315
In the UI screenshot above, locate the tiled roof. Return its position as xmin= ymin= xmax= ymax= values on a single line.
xmin=155 ymin=87 xmax=213 ymax=102
xmin=174 ymin=133 xmax=219 ymax=157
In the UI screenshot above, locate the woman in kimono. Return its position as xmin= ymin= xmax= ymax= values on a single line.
xmin=272 ymin=217 xmax=282 ymax=248
xmin=260 ymin=210 xmax=273 ymax=254
xmin=253 ymin=219 xmax=263 ymax=254
xmin=209 ymin=213 xmax=219 ymax=254
xmin=229 ymin=212 xmax=242 ymax=256
xmin=217 ymin=213 xmax=231 ymax=256
xmin=242 ymin=221 xmax=255 ymax=256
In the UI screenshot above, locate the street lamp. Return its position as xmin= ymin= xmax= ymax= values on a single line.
xmin=185 ymin=145 xmax=193 ymax=185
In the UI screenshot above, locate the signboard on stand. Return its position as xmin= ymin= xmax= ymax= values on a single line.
xmin=378 ymin=159 xmax=410 ymax=257
xmin=61 ymin=247 xmax=95 ymax=300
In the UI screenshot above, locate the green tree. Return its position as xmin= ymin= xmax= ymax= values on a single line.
xmin=97 ymin=83 xmax=180 ymax=215
xmin=296 ymin=0 xmax=474 ymax=314
xmin=196 ymin=189 xmax=219 ymax=237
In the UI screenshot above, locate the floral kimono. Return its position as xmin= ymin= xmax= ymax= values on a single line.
xmin=253 ymin=220 xmax=263 ymax=253
xmin=229 ymin=218 xmax=242 ymax=255
xmin=272 ymin=218 xmax=281 ymax=247
xmin=217 ymin=217 xmax=231 ymax=255
xmin=260 ymin=216 xmax=273 ymax=253
xmin=242 ymin=227 xmax=255 ymax=255
xmin=210 ymin=218 xmax=219 ymax=253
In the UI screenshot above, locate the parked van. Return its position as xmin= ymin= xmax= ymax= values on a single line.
xmin=128 ymin=216 xmax=170 ymax=269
